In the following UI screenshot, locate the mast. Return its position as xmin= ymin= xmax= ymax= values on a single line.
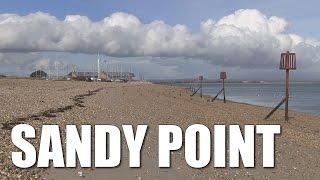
xmin=98 ymin=52 xmax=100 ymax=79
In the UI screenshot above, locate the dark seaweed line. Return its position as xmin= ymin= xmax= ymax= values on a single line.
xmin=1 ymin=87 xmax=104 ymax=130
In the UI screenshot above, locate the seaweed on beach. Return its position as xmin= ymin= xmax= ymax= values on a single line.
xmin=2 ymin=121 xmax=22 ymax=130
xmin=1 ymin=87 xmax=104 ymax=130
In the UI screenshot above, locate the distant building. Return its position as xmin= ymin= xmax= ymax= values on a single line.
xmin=67 ymin=71 xmax=135 ymax=81
xmin=30 ymin=70 xmax=47 ymax=79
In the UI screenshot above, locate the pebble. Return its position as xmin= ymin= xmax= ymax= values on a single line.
xmin=0 ymin=79 xmax=319 ymax=179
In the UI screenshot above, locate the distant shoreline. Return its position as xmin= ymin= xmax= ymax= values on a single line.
xmin=151 ymin=79 xmax=320 ymax=84
xmin=158 ymin=81 xmax=320 ymax=116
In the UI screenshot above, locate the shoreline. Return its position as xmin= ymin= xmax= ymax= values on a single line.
xmin=208 ymin=95 xmax=320 ymax=118
xmin=0 ymin=78 xmax=319 ymax=179
xmin=161 ymin=83 xmax=320 ymax=116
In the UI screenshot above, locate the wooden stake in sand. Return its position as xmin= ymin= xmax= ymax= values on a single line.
xmin=211 ymin=72 xmax=227 ymax=103
xmin=265 ymin=51 xmax=297 ymax=121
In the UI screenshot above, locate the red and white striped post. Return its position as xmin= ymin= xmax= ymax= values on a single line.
xmin=280 ymin=51 xmax=297 ymax=120
xmin=265 ymin=51 xmax=296 ymax=120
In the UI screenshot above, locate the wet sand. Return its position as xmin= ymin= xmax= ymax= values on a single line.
xmin=0 ymin=78 xmax=319 ymax=179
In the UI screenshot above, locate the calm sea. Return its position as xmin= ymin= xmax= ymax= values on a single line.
xmin=172 ymin=82 xmax=320 ymax=115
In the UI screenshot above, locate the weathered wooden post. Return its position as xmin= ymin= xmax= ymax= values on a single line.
xmin=199 ymin=75 xmax=203 ymax=97
xmin=190 ymin=75 xmax=204 ymax=97
xmin=211 ymin=72 xmax=227 ymax=103
xmin=220 ymin=72 xmax=227 ymax=103
xmin=265 ymin=51 xmax=296 ymax=121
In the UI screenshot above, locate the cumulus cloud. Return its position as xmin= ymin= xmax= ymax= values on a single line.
xmin=34 ymin=59 xmax=67 ymax=70
xmin=0 ymin=9 xmax=320 ymax=69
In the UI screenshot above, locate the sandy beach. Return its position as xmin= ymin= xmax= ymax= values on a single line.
xmin=0 ymin=78 xmax=319 ymax=180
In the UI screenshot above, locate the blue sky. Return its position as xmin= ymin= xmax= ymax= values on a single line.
xmin=2 ymin=0 xmax=319 ymax=37
xmin=0 ymin=0 xmax=319 ymax=79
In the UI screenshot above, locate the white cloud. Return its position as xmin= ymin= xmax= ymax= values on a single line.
xmin=0 ymin=9 xmax=319 ymax=69
xmin=34 ymin=59 xmax=67 ymax=70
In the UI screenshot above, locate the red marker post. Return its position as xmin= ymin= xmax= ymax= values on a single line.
xmin=190 ymin=75 xmax=204 ymax=97
xmin=211 ymin=72 xmax=227 ymax=103
xmin=265 ymin=51 xmax=297 ymax=121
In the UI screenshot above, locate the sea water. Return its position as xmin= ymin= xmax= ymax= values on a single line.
xmin=174 ymin=82 xmax=320 ymax=115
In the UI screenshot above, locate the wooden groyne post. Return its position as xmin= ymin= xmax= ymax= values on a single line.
xmin=190 ymin=75 xmax=203 ymax=97
xmin=265 ymin=51 xmax=296 ymax=121
xmin=211 ymin=72 xmax=227 ymax=103
xmin=199 ymin=75 xmax=203 ymax=97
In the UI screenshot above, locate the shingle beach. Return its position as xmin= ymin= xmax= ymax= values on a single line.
xmin=0 ymin=78 xmax=319 ymax=180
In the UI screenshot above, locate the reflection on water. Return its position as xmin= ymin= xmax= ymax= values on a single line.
xmin=176 ymin=82 xmax=320 ymax=115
